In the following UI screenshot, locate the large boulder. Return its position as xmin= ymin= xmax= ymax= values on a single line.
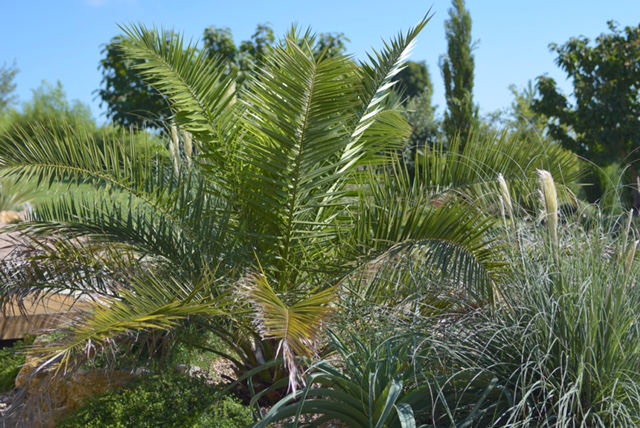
xmin=11 ymin=354 xmax=137 ymax=427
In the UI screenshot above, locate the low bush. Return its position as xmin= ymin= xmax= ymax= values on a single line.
xmin=59 ymin=373 xmax=253 ymax=428
xmin=0 ymin=339 xmax=29 ymax=393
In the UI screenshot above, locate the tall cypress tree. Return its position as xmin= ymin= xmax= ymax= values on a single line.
xmin=440 ymin=0 xmax=477 ymax=150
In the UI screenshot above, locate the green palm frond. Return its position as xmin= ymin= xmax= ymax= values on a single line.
xmin=0 ymin=175 xmax=36 ymax=212
xmin=236 ymin=39 xmax=362 ymax=272
xmin=345 ymin=10 xmax=433 ymax=168
xmin=0 ymin=126 xmax=238 ymax=306
xmin=36 ymin=272 xmax=227 ymax=372
xmin=238 ymin=37 xmax=361 ymax=206
xmin=413 ymin=127 xmax=581 ymax=211
xmin=0 ymin=236 xmax=139 ymax=307
xmin=0 ymin=122 xmax=164 ymax=192
xmin=354 ymin=201 xmax=504 ymax=303
xmin=339 ymin=162 xmax=507 ymax=304
xmin=233 ymin=17 xmax=433 ymax=285
xmin=33 ymin=173 xmax=233 ymax=275
xmin=119 ymin=24 xmax=237 ymax=143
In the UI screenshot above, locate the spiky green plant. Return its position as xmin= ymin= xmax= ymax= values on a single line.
xmin=0 ymin=11 xmax=533 ymax=401
xmin=254 ymin=325 xmax=509 ymax=427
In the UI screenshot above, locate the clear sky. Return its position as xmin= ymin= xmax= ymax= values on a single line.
xmin=2 ymin=1 xmax=639 ymax=124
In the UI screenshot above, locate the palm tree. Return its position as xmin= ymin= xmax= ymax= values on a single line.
xmin=0 ymin=11 xmax=551 ymax=397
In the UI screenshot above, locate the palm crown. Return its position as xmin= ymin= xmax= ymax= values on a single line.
xmin=0 ymin=11 xmax=573 ymax=393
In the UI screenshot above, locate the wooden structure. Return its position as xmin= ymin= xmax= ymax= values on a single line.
xmin=1 ymin=294 xmax=91 ymax=341
xmin=1 ymin=216 xmax=92 ymax=340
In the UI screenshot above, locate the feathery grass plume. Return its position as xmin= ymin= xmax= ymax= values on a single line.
xmin=181 ymin=129 xmax=193 ymax=165
xmin=625 ymin=240 xmax=638 ymax=276
xmin=620 ymin=208 xmax=634 ymax=259
xmin=537 ymin=169 xmax=558 ymax=246
xmin=169 ymin=124 xmax=180 ymax=174
xmin=497 ymin=173 xmax=513 ymax=220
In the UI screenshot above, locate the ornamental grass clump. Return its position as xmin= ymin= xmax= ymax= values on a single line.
xmin=447 ymin=194 xmax=640 ymax=426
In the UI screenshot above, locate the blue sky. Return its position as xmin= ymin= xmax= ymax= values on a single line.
xmin=2 ymin=1 xmax=639 ymax=124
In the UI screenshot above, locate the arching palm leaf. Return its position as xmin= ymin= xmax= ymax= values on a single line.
xmin=119 ymin=24 xmax=237 ymax=144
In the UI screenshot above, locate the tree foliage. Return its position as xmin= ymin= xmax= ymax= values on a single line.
xmin=393 ymin=60 xmax=438 ymax=178
xmin=2 ymin=81 xmax=95 ymax=139
xmin=440 ymin=0 xmax=478 ymax=150
xmin=395 ymin=60 xmax=432 ymax=101
xmin=0 ymin=60 xmax=19 ymax=113
xmin=533 ymin=21 xmax=640 ymax=206
xmin=97 ymin=33 xmax=174 ymax=130
xmin=533 ymin=21 xmax=640 ymax=164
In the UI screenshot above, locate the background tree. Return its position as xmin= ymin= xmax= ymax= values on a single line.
xmin=394 ymin=60 xmax=432 ymax=101
xmin=97 ymin=34 xmax=174 ymax=130
xmin=440 ymin=0 xmax=478 ymax=150
xmin=0 ymin=61 xmax=19 ymax=113
xmin=311 ymin=31 xmax=348 ymax=60
xmin=2 ymin=80 xmax=162 ymax=161
xmin=485 ymin=81 xmax=547 ymax=134
xmin=3 ymin=81 xmax=95 ymax=138
xmin=532 ymin=21 xmax=640 ymax=207
xmin=396 ymin=61 xmax=439 ymax=174
xmin=203 ymin=23 xmax=275 ymax=87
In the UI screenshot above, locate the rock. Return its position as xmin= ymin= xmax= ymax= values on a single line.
xmin=188 ymin=365 xmax=202 ymax=376
xmin=12 ymin=354 xmax=137 ymax=427
xmin=133 ymin=367 xmax=153 ymax=376
xmin=174 ymin=364 xmax=203 ymax=377
xmin=0 ymin=210 xmax=21 ymax=224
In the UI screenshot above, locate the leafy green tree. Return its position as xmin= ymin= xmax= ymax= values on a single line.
xmin=395 ymin=60 xmax=432 ymax=101
xmin=393 ymin=60 xmax=439 ymax=179
xmin=311 ymin=31 xmax=348 ymax=60
xmin=484 ymin=81 xmax=547 ymax=135
xmin=533 ymin=21 xmax=640 ymax=207
xmin=401 ymin=87 xmax=438 ymax=178
xmin=440 ymin=0 xmax=478 ymax=150
xmin=97 ymin=33 xmax=174 ymax=130
xmin=202 ymin=24 xmax=348 ymax=81
xmin=403 ymin=88 xmax=438 ymax=155
xmin=507 ymin=81 xmax=546 ymax=133
xmin=2 ymin=80 xmax=96 ymax=141
xmin=0 ymin=60 xmax=19 ymax=113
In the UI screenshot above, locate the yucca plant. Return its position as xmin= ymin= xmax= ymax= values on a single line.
xmin=0 ymin=11 xmax=518 ymax=403
xmin=255 ymin=323 xmax=510 ymax=427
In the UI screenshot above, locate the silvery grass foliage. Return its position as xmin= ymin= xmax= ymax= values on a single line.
xmin=443 ymin=172 xmax=640 ymax=427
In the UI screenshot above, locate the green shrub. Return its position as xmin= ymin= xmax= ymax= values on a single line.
xmin=0 ymin=340 xmax=28 ymax=393
xmin=193 ymin=396 xmax=254 ymax=428
xmin=59 ymin=374 xmax=253 ymax=428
